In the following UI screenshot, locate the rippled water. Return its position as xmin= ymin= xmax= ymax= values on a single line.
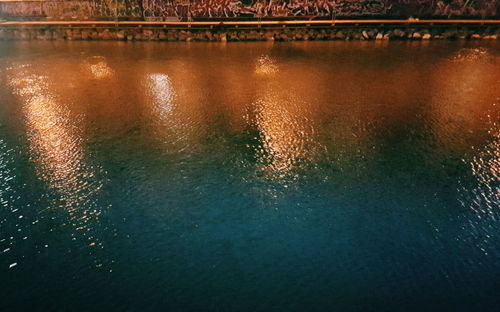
xmin=0 ymin=41 xmax=499 ymax=311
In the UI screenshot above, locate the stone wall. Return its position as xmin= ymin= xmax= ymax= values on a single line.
xmin=0 ymin=24 xmax=499 ymax=41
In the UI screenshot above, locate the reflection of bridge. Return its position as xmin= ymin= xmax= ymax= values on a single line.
xmin=0 ymin=0 xmax=498 ymax=22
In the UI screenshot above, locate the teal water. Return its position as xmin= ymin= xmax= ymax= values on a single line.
xmin=0 ymin=41 xmax=498 ymax=311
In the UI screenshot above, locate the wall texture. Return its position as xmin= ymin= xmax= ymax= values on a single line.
xmin=1 ymin=0 xmax=498 ymax=21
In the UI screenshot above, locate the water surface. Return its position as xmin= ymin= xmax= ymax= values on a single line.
xmin=0 ymin=41 xmax=499 ymax=311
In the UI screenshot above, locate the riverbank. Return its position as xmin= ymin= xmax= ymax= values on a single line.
xmin=0 ymin=20 xmax=499 ymax=41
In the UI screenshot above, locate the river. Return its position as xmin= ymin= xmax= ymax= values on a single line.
xmin=0 ymin=41 xmax=499 ymax=311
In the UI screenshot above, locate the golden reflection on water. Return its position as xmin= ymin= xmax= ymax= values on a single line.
xmin=255 ymin=55 xmax=278 ymax=76
xmin=136 ymin=59 xmax=211 ymax=153
xmin=252 ymin=55 xmax=318 ymax=179
xmin=85 ymin=56 xmax=114 ymax=79
xmin=7 ymin=65 xmax=104 ymax=250
xmin=146 ymin=73 xmax=176 ymax=119
xmin=428 ymin=47 xmax=499 ymax=256
xmin=253 ymin=93 xmax=314 ymax=175
xmin=430 ymin=46 xmax=500 ymax=149
xmin=4 ymin=43 xmax=498 ymax=188
xmin=452 ymin=47 xmax=489 ymax=62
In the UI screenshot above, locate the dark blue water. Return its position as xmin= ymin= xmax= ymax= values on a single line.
xmin=0 ymin=41 xmax=499 ymax=311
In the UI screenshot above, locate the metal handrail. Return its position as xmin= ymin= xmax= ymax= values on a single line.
xmin=0 ymin=19 xmax=499 ymax=26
